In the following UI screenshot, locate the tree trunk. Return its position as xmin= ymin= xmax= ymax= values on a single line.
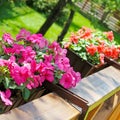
xmin=57 ymin=9 xmax=75 ymax=42
xmin=37 ymin=0 xmax=71 ymax=35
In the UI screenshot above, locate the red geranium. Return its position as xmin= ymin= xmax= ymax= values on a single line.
xmin=65 ymin=27 xmax=120 ymax=65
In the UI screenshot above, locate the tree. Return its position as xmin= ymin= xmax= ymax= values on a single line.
xmin=57 ymin=9 xmax=75 ymax=42
xmin=37 ymin=0 xmax=71 ymax=35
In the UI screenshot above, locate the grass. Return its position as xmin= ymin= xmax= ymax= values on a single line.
xmin=0 ymin=2 xmax=45 ymax=37
xmin=0 ymin=2 xmax=120 ymax=44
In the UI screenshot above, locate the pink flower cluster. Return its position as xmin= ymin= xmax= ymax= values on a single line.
xmin=0 ymin=29 xmax=81 ymax=106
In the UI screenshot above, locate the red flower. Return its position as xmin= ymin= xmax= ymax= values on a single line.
xmin=77 ymin=26 xmax=92 ymax=39
xmin=70 ymin=33 xmax=79 ymax=44
xmin=64 ymin=41 xmax=71 ymax=48
xmin=97 ymin=44 xmax=105 ymax=53
xmin=111 ymin=46 xmax=120 ymax=59
xmin=104 ymin=31 xmax=114 ymax=41
xmin=86 ymin=44 xmax=97 ymax=56
xmin=104 ymin=47 xmax=112 ymax=58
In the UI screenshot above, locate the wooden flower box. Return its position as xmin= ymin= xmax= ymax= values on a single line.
xmin=0 ymin=87 xmax=45 ymax=114
xmin=66 ymin=49 xmax=109 ymax=78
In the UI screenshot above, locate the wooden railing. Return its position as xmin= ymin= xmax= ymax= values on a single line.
xmin=74 ymin=1 xmax=120 ymax=33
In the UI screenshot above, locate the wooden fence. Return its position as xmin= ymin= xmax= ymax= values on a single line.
xmin=74 ymin=1 xmax=120 ymax=33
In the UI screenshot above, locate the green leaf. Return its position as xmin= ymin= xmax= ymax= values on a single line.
xmin=4 ymin=77 xmax=10 ymax=89
xmin=17 ymin=84 xmax=25 ymax=90
xmin=22 ymin=88 xmax=31 ymax=101
xmin=9 ymin=83 xmax=17 ymax=89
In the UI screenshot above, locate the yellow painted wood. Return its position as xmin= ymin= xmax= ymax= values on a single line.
xmin=86 ymin=103 xmax=104 ymax=120
xmin=112 ymin=94 xmax=119 ymax=109
xmin=107 ymin=102 xmax=120 ymax=120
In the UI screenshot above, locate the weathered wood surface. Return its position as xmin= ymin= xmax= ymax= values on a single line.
xmin=70 ymin=66 xmax=120 ymax=107
xmin=69 ymin=66 xmax=120 ymax=120
xmin=0 ymin=93 xmax=80 ymax=120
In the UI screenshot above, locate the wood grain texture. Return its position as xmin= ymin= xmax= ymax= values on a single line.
xmin=70 ymin=66 xmax=120 ymax=107
xmin=107 ymin=102 xmax=120 ymax=120
xmin=0 ymin=93 xmax=80 ymax=120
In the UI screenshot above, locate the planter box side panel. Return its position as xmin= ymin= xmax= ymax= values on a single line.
xmin=67 ymin=49 xmax=108 ymax=78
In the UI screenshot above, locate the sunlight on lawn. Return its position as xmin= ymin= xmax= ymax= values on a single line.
xmin=0 ymin=4 xmax=45 ymax=38
xmin=0 ymin=3 xmax=120 ymax=44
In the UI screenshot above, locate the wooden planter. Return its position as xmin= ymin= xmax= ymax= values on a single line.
xmin=66 ymin=49 xmax=108 ymax=78
xmin=0 ymin=87 xmax=45 ymax=114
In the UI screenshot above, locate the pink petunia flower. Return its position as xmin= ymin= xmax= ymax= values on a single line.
xmin=18 ymin=46 xmax=36 ymax=63
xmin=36 ymin=62 xmax=54 ymax=82
xmin=9 ymin=63 xmax=29 ymax=86
xmin=2 ymin=33 xmax=14 ymax=44
xmin=55 ymin=57 xmax=70 ymax=71
xmin=0 ymin=89 xmax=12 ymax=106
xmin=60 ymin=68 xmax=81 ymax=89
xmin=16 ymin=29 xmax=31 ymax=40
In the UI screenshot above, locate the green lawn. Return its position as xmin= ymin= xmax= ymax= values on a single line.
xmin=0 ymin=2 xmax=120 ymax=44
xmin=0 ymin=2 xmax=45 ymax=37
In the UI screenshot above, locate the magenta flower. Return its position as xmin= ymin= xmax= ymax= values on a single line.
xmin=27 ymin=34 xmax=48 ymax=49
xmin=26 ymin=75 xmax=41 ymax=90
xmin=55 ymin=57 xmax=70 ymax=71
xmin=0 ymin=89 xmax=12 ymax=106
xmin=0 ymin=59 xmax=8 ymax=66
xmin=42 ymin=69 xmax=54 ymax=82
xmin=60 ymin=68 xmax=81 ymax=89
xmin=59 ymin=72 xmax=73 ymax=89
xmin=10 ymin=63 xmax=29 ymax=85
xmin=44 ymin=54 xmax=53 ymax=63
xmin=18 ymin=46 xmax=36 ymax=63
xmin=2 ymin=33 xmax=14 ymax=44
xmin=36 ymin=62 xmax=54 ymax=82
xmin=16 ymin=29 xmax=31 ymax=40
xmin=3 ymin=44 xmax=24 ymax=55
xmin=0 ymin=29 xmax=81 ymax=107
xmin=38 ymin=37 xmax=48 ymax=49
xmin=27 ymin=34 xmax=42 ymax=43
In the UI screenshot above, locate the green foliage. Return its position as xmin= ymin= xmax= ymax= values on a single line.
xmin=92 ymin=0 xmax=120 ymax=12
xmin=66 ymin=27 xmax=120 ymax=65
xmin=29 ymin=0 xmax=70 ymax=26
xmin=22 ymin=88 xmax=31 ymax=100
xmin=31 ymin=0 xmax=58 ymax=16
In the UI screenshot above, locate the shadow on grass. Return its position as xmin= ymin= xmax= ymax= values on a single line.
xmin=0 ymin=2 xmax=32 ymax=21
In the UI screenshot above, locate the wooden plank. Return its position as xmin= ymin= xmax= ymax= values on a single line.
xmin=70 ymin=66 xmax=120 ymax=107
xmin=0 ymin=93 xmax=81 ymax=120
xmin=75 ymin=1 xmax=120 ymax=33
xmin=93 ymin=99 xmax=113 ymax=120
xmin=107 ymin=102 xmax=120 ymax=120
xmin=86 ymin=103 xmax=104 ymax=120
xmin=104 ymin=57 xmax=120 ymax=70
xmin=69 ymin=66 xmax=120 ymax=120
xmin=112 ymin=94 xmax=119 ymax=109
xmin=43 ymin=81 xmax=88 ymax=111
